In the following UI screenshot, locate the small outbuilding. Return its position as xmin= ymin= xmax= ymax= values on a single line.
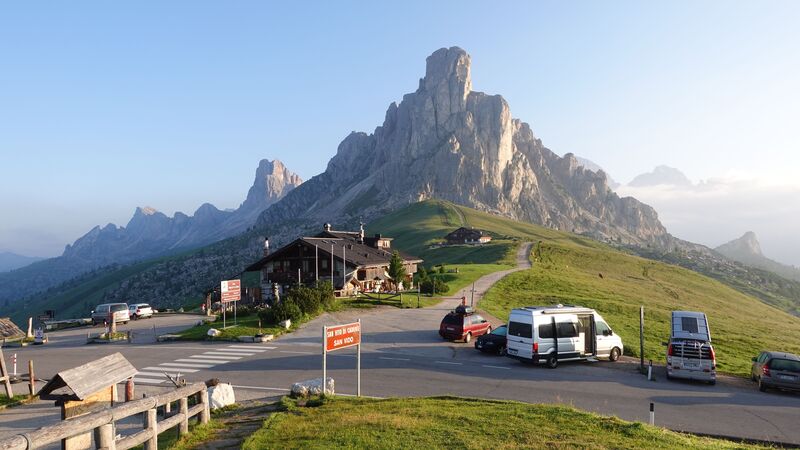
xmin=444 ymin=227 xmax=492 ymax=245
xmin=0 ymin=317 xmax=25 ymax=343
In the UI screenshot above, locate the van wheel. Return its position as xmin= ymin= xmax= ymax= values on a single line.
xmin=498 ymin=345 xmax=507 ymax=356
xmin=609 ymin=347 xmax=621 ymax=362
xmin=464 ymin=332 xmax=472 ymax=344
xmin=758 ymin=378 xmax=768 ymax=392
xmin=708 ymin=380 xmax=716 ymax=386
xmin=546 ymin=355 xmax=558 ymax=369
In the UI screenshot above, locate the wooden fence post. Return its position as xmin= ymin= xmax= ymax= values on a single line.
xmin=28 ymin=360 xmax=35 ymax=399
xmin=0 ymin=349 xmax=14 ymax=398
xmin=96 ymin=423 xmax=115 ymax=450
xmin=179 ymin=397 xmax=189 ymax=436
xmin=199 ymin=389 xmax=210 ymax=424
xmin=145 ymin=408 xmax=158 ymax=450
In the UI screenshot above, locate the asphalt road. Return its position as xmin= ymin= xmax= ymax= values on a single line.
xmin=2 ymin=245 xmax=799 ymax=444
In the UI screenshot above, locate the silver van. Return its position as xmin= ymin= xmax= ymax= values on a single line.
xmin=665 ymin=311 xmax=716 ymax=384
xmin=92 ymin=303 xmax=130 ymax=326
xmin=505 ymin=305 xmax=624 ymax=368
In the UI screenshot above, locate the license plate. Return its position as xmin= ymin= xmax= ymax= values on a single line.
xmin=446 ymin=327 xmax=454 ymax=331
xmin=508 ymin=348 xmax=517 ymax=355
xmin=683 ymin=363 xmax=698 ymax=369
xmin=780 ymin=375 xmax=796 ymax=381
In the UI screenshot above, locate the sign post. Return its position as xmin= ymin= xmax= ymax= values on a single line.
xmin=221 ymin=279 xmax=241 ymax=329
xmin=322 ymin=320 xmax=362 ymax=396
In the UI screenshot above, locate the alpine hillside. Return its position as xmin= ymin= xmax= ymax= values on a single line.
xmin=716 ymin=231 xmax=800 ymax=282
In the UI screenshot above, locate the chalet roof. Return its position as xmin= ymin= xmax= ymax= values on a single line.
xmin=38 ymin=353 xmax=137 ymax=401
xmin=445 ymin=227 xmax=488 ymax=238
xmin=245 ymin=235 xmax=422 ymax=272
xmin=0 ymin=318 xmax=24 ymax=340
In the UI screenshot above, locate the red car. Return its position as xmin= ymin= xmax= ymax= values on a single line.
xmin=439 ymin=306 xmax=492 ymax=343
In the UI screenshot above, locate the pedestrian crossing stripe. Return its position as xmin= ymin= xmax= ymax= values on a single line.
xmin=175 ymin=358 xmax=228 ymax=364
xmin=133 ymin=377 xmax=165 ymax=384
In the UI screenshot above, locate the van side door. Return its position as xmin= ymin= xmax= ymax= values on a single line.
xmin=554 ymin=315 xmax=579 ymax=358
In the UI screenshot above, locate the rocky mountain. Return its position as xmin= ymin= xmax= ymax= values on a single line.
xmin=257 ymin=47 xmax=672 ymax=248
xmin=716 ymin=232 xmax=800 ymax=282
xmin=0 ymin=252 xmax=44 ymax=272
xmin=628 ymin=165 xmax=692 ymax=187
xmin=0 ymin=159 xmax=301 ymax=304
xmin=575 ymin=157 xmax=620 ymax=189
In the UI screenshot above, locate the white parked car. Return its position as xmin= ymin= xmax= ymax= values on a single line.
xmin=505 ymin=305 xmax=624 ymax=368
xmin=129 ymin=303 xmax=154 ymax=320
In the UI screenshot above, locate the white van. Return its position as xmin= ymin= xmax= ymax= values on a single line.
xmin=665 ymin=311 xmax=716 ymax=384
xmin=505 ymin=305 xmax=623 ymax=368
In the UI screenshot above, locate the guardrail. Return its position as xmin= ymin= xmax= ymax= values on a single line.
xmin=0 ymin=382 xmax=209 ymax=450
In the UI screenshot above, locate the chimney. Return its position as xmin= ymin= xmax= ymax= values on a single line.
xmin=324 ymin=223 xmax=332 ymax=232
xmin=263 ymin=237 xmax=270 ymax=257
xmin=359 ymin=222 xmax=365 ymax=244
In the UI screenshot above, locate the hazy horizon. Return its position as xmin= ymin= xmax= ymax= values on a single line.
xmin=2 ymin=1 xmax=799 ymax=265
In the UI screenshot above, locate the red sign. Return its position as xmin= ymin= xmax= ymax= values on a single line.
xmin=325 ymin=322 xmax=361 ymax=352
xmin=220 ymin=279 xmax=241 ymax=303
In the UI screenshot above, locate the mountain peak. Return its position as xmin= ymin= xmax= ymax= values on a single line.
xmin=716 ymin=231 xmax=763 ymax=258
xmin=628 ymin=165 xmax=692 ymax=187
xmin=422 ymin=47 xmax=472 ymax=102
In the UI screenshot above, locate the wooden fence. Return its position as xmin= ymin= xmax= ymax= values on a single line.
xmin=0 ymin=382 xmax=209 ymax=450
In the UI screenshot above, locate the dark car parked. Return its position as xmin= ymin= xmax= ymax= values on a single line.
xmin=474 ymin=325 xmax=507 ymax=355
xmin=439 ymin=305 xmax=491 ymax=343
xmin=751 ymin=351 xmax=800 ymax=392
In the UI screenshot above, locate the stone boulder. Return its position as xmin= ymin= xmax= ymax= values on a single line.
xmin=207 ymin=328 xmax=222 ymax=338
xmin=208 ymin=383 xmax=236 ymax=410
xmin=291 ymin=377 xmax=334 ymax=398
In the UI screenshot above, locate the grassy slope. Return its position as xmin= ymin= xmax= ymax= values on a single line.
xmin=243 ymin=397 xmax=762 ymax=450
xmin=480 ymin=242 xmax=800 ymax=377
xmin=372 ymin=200 xmax=800 ymax=377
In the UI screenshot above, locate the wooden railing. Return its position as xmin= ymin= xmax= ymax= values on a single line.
xmin=0 ymin=382 xmax=210 ymax=450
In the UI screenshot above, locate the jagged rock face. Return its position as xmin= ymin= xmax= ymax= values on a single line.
xmin=258 ymin=47 xmax=670 ymax=247
xmin=629 ymin=165 xmax=692 ymax=187
xmin=717 ymin=231 xmax=763 ymax=258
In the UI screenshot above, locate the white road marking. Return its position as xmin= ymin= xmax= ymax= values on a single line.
xmin=133 ymin=377 xmax=166 ymax=384
xmin=482 ymin=365 xmax=511 ymax=370
xmin=142 ymin=366 xmax=199 ymax=373
xmin=205 ymin=350 xmax=255 ymax=356
xmin=231 ymin=385 xmax=291 ymax=392
xmin=227 ymin=345 xmax=271 ymax=351
xmin=135 ymin=371 xmax=170 ymax=377
xmin=279 ymin=350 xmax=314 ymax=355
xmin=435 ymin=361 xmax=462 ymax=365
xmin=175 ymin=359 xmax=227 ymax=364
xmin=159 ymin=362 xmax=214 ymax=369
xmin=191 ymin=354 xmax=239 ymax=360
xmin=201 ymin=353 xmax=244 ymax=359
xmin=379 ymin=357 xmax=411 ymax=361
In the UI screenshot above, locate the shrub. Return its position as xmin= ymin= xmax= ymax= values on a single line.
xmin=286 ymin=286 xmax=322 ymax=315
xmin=420 ymin=278 xmax=449 ymax=295
xmin=258 ymin=300 xmax=303 ymax=325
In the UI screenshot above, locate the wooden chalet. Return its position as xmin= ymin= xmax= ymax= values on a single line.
xmin=444 ymin=227 xmax=492 ymax=245
xmin=245 ymin=224 xmax=422 ymax=298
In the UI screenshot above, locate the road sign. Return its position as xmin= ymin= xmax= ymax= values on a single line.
xmin=325 ymin=321 xmax=361 ymax=352
xmin=220 ymin=279 xmax=241 ymax=303
xmin=323 ymin=320 xmax=362 ymax=396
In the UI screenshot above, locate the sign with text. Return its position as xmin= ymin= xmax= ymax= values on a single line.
xmin=325 ymin=321 xmax=361 ymax=352
xmin=220 ymin=279 xmax=241 ymax=303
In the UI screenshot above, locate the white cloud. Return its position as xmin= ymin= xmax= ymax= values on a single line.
xmin=617 ymin=174 xmax=800 ymax=267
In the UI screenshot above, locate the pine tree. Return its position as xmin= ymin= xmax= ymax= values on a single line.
xmin=387 ymin=251 xmax=407 ymax=290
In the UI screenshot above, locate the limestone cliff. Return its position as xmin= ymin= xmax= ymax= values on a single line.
xmin=258 ymin=47 xmax=670 ymax=247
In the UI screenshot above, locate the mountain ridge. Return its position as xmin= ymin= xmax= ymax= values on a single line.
xmin=716 ymin=231 xmax=800 ymax=282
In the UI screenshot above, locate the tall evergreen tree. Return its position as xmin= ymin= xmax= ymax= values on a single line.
xmin=387 ymin=251 xmax=407 ymax=289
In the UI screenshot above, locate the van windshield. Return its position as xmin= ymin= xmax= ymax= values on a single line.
xmin=111 ymin=304 xmax=127 ymax=312
xmin=508 ymin=321 xmax=532 ymax=338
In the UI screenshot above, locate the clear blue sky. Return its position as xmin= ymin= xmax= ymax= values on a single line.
xmin=2 ymin=1 xmax=799 ymax=260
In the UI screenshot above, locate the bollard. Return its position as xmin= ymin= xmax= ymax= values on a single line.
xmin=12 ymin=353 xmax=16 ymax=376
xmin=647 ymin=360 xmax=653 ymax=381
xmin=125 ymin=378 xmax=135 ymax=402
xmin=649 ymin=402 xmax=655 ymax=425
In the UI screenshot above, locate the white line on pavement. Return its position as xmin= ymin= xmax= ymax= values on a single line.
xmin=191 ymin=354 xmax=240 ymax=360
xmin=379 ymin=357 xmax=411 ymax=361
xmin=175 ymin=359 xmax=228 ymax=364
xmin=135 ymin=371 xmax=170 ymax=377
xmin=482 ymin=365 xmax=511 ymax=370
xmin=279 ymin=350 xmax=315 ymax=354
xmin=231 ymin=385 xmax=291 ymax=392
xmin=201 ymin=353 xmax=244 ymax=359
xmin=227 ymin=345 xmax=272 ymax=351
xmin=133 ymin=377 xmax=166 ymax=384
xmin=142 ymin=367 xmax=200 ymax=376
xmin=205 ymin=351 xmax=255 ymax=356
xmin=142 ymin=366 xmax=199 ymax=373
xmin=435 ymin=361 xmax=462 ymax=365
xmin=159 ymin=362 xmax=214 ymax=368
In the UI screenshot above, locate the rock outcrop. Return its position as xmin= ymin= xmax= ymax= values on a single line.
xmin=258 ymin=47 xmax=670 ymax=247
